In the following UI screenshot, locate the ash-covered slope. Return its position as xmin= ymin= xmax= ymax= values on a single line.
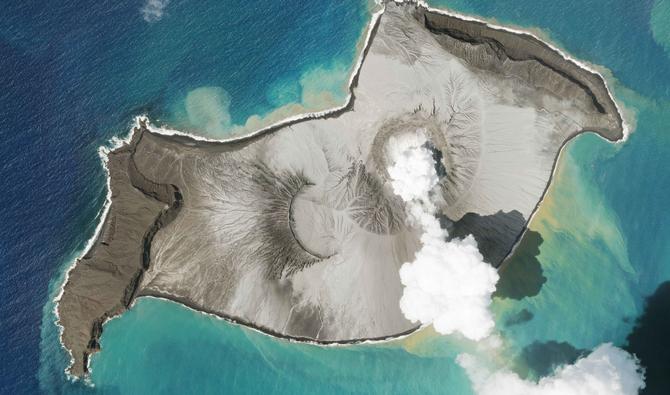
xmin=57 ymin=2 xmax=624 ymax=377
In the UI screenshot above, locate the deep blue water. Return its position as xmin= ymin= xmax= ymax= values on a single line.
xmin=0 ymin=1 xmax=367 ymax=393
xmin=1 ymin=0 xmax=669 ymax=393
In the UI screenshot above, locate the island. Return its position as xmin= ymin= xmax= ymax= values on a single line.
xmin=56 ymin=1 xmax=624 ymax=377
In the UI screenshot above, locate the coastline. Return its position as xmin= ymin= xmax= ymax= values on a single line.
xmin=51 ymin=0 xmax=629 ymax=379
xmin=52 ymin=4 xmax=387 ymax=378
xmin=135 ymin=293 xmax=421 ymax=348
xmin=417 ymin=0 xmax=630 ymax=142
xmin=52 ymin=122 xmax=138 ymax=381
xmin=142 ymin=5 xmax=387 ymax=146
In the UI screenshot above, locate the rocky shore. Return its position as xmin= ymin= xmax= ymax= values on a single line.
xmin=57 ymin=1 xmax=624 ymax=377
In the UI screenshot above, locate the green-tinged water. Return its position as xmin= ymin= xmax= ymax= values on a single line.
xmin=166 ymin=60 xmax=353 ymax=138
xmin=35 ymin=0 xmax=670 ymax=393
xmin=494 ymin=134 xmax=639 ymax=351
xmin=89 ymin=298 xmax=474 ymax=394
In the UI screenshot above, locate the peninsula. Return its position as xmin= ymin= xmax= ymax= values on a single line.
xmin=57 ymin=1 xmax=624 ymax=377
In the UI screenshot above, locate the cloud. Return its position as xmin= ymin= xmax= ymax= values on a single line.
xmin=458 ymin=343 xmax=645 ymax=395
xmin=387 ymin=131 xmax=439 ymax=208
xmin=386 ymin=130 xmax=647 ymax=395
xmin=387 ymin=131 xmax=499 ymax=341
xmin=141 ymin=0 xmax=169 ymax=22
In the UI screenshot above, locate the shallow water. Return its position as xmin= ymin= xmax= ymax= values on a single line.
xmin=1 ymin=0 xmax=669 ymax=393
xmin=88 ymin=298 xmax=475 ymax=394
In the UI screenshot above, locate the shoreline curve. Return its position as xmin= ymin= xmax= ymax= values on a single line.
xmin=52 ymin=0 xmax=628 ymax=379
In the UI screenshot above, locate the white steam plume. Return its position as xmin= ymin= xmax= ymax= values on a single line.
xmin=386 ymin=130 xmax=646 ymax=395
xmin=141 ymin=0 xmax=169 ymax=22
xmin=387 ymin=130 xmax=499 ymax=341
xmin=457 ymin=343 xmax=645 ymax=395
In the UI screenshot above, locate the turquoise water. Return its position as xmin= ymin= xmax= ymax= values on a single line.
xmin=32 ymin=0 xmax=670 ymax=393
xmin=89 ymin=298 xmax=474 ymax=394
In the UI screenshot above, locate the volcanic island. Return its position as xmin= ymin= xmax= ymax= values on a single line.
xmin=57 ymin=1 xmax=624 ymax=377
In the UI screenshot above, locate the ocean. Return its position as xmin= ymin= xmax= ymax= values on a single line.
xmin=1 ymin=0 xmax=668 ymax=393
